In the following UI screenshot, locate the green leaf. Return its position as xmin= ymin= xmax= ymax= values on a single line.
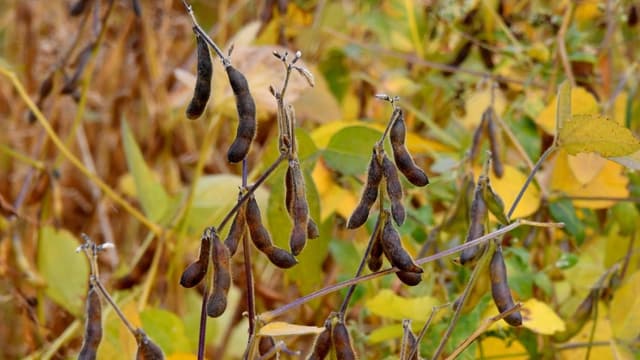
xmin=555 ymin=253 xmax=579 ymax=270
xmin=140 ymin=308 xmax=191 ymax=355
xmin=37 ymin=226 xmax=89 ymax=315
xmin=559 ymin=114 xmax=640 ymax=157
xmin=549 ymin=198 xmax=586 ymax=245
xmin=323 ymin=125 xmax=382 ymax=176
xmin=121 ymin=119 xmax=170 ymax=223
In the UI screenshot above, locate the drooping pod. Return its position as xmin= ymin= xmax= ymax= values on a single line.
xmin=226 ymin=64 xmax=257 ymax=163
xmin=485 ymin=108 xmax=504 ymax=178
xmin=185 ymin=32 xmax=212 ymax=120
xmin=332 ymin=320 xmax=357 ymax=360
xmin=479 ymin=174 xmax=508 ymax=225
xmin=389 ymin=108 xmax=429 ymax=187
xmin=70 ymin=0 xmax=90 ymax=16
xmin=207 ymin=228 xmax=231 ymax=317
xmin=469 ymin=109 xmax=489 ymax=162
xmin=382 ymin=153 xmax=405 ymax=226
xmin=367 ymin=214 xmax=386 ymax=272
xmin=489 ymin=246 xmax=522 ymax=326
xmin=552 ymin=288 xmax=597 ymax=342
xmin=259 ymin=336 xmax=276 ymax=359
xmin=286 ymin=164 xmax=319 ymax=240
xmin=288 ymin=159 xmax=309 ymax=255
xmin=459 ymin=178 xmax=488 ymax=266
xmin=265 ymin=247 xmax=298 ymax=269
xmin=78 ymin=285 xmax=102 ymax=360
xmin=348 ymin=148 xmax=383 ymax=229
xmin=307 ymin=218 xmax=320 ymax=239
xmin=224 ymin=201 xmax=247 ymax=256
xmin=180 ymin=230 xmax=212 ymax=288
xmin=381 ymin=212 xmax=422 ymax=274
xmin=395 ymin=270 xmax=422 ymax=286
xmin=135 ymin=330 xmax=165 ymax=360
xmin=307 ymin=319 xmax=333 ymax=360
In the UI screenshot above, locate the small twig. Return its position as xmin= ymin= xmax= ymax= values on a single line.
xmin=181 ymin=0 xmax=229 ymax=64
xmin=506 ymin=145 xmax=556 ymax=219
xmin=556 ymin=3 xmax=576 ymax=86
xmin=241 ymin=158 xmax=257 ymax=337
xmin=407 ymin=304 xmax=449 ymax=360
xmin=197 ymin=285 xmax=209 ymax=360
xmin=444 ymin=303 xmax=523 ymax=360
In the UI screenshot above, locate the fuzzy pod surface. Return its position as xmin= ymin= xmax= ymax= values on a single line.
xmin=179 ymin=231 xmax=212 ymax=288
xmin=185 ymin=32 xmax=212 ymax=120
xmin=347 ymin=149 xmax=383 ymax=229
xmin=226 ymin=65 xmax=257 ymax=163
xmin=207 ymin=231 xmax=231 ymax=317
xmin=381 ymin=154 xmax=405 ymax=226
xmin=381 ymin=214 xmax=422 ymax=274
xmin=389 ymin=108 xmax=429 ymax=187
xmin=490 ymin=247 xmax=522 ymax=326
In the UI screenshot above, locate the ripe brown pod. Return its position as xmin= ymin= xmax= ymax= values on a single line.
xmin=226 ymin=64 xmax=257 ymax=163
xmin=307 ymin=217 xmax=320 ymax=239
xmin=382 ymin=154 xmax=405 ymax=226
xmin=246 ymin=196 xmax=273 ymax=252
xmin=70 ymin=0 xmax=89 ymax=16
xmin=332 ymin=321 xmax=357 ymax=360
xmin=185 ymin=32 xmax=212 ymax=120
xmin=259 ymin=336 xmax=276 ymax=359
xmin=307 ymin=320 xmax=332 ymax=360
xmin=180 ymin=231 xmax=212 ymax=288
xmin=389 ymin=108 xmax=429 ymax=187
xmin=266 ymin=246 xmax=298 ymax=269
xmin=486 ymin=108 xmax=504 ymax=178
xmin=395 ymin=270 xmax=422 ymax=286
xmin=381 ymin=213 xmax=422 ymax=274
xmin=552 ymin=288 xmax=597 ymax=342
xmin=78 ymin=285 xmax=102 ymax=360
xmin=347 ymin=148 xmax=383 ymax=229
xmin=367 ymin=214 xmax=385 ymax=272
xmin=224 ymin=201 xmax=247 ymax=256
xmin=207 ymin=229 xmax=231 ymax=317
xmin=135 ymin=331 xmax=165 ymax=360
xmin=469 ymin=109 xmax=490 ymax=162
xmin=459 ymin=180 xmax=488 ymax=266
xmin=489 ymin=246 xmax=522 ymax=326
xmin=288 ymin=159 xmax=309 ymax=255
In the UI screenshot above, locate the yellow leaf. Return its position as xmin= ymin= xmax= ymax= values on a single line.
xmin=551 ymin=149 xmax=629 ymax=209
xmin=474 ymin=165 xmax=541 ymax=219
xmin=559 ymin=114 xmax=640 ymax=157
xmin=367 ymin=323 xmax=404 ymax=344
xmin=612 ymin=92 xmax=628 ymax=125
xmin=258 ymin=321 xmax=324 ymax=337
xmin=477 ymin=337 xmax=527 ymax=359
xmin=567 ymin=153 xmax=606 ymax=185
xmin=167 ymin=354 xmax=197 ymax=360
xmin=610 ymin=271 xmax=640 ymax=342
xmin=609 ymin=149 xmax=640 ymax=170
xmin=520 ymin=298 xmax=566 ymax=335
xmin=462 ymin=87 xmax=506 ymax=130
xmin=527 ymin=42 xmax=550 ymax=62
xmin=535 ymin=86 xmax=598 ymax=134
xmin=365 ymin=289 xmax=440 ymax=322
xmin=575 ymin=1 xmax=602 ymax=23
xmin=560 ymin=304 xmax=618 ymax=360
xmin=312 ymin=160 xmax=358 ymax=220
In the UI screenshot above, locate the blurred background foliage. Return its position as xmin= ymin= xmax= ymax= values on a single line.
xmin=0 ymin=0 xmax=639 ymax=358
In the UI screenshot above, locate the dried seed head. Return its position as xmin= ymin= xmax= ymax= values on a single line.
xmin=307 ymin=217 xmax=320 ymax=239
xmin=367 ymin=214 xmax=385 ymax=272
xmin=485 ymin=108 xmax=504 ymax=178
xmin=180 ymin=230 xmax=212 ymax=288
xmin=259 ymin=336 xmax=276 ymax=358
xmin=246 ymin=196 xmax=273 ymax=252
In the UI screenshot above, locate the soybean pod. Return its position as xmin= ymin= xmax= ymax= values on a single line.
xmin=382 ymin=153 xmax=405 ymax=226
xmin=207 ymin=228 xmax=231 ymax=317
xmin=381 ymin=212 xmax=422 ymax=274
xmin=288 ymin=159 xmax=309 ymax=255
xmin=259 ymin=336 xmax=276 ymax=359
xmin=226 ymin=64 xmax=257 ymax=163
xmin=348 ymin=148 xmax=383 ymax=229
xmin=459 ymin=179 xmax=488 ymax=266
xmin=78 ymin=285 xmax=102 ymax=360
xmin=367 ymin=213 xmax=385 ymax=272
xmin=469 ymin=109 xmax=489 ymax=162
xmin=246 ymin=196 xmax=273 ymax=252
xmin=489 ymin=246 xmax=522 ymax=326
xmin=179 ymin=231 xmax=211 ymax=288
xmin=332 ymin=321 xmax=357 ymax=360
xmin=185 ymin=32 xmax=212 ymax=120
xmin=224 ymin=201 xmax=247 ymax=256
xmin=396 ymin=271 xmax=422 ymax=286
xmin=389 ymin=108 xmax=429 ymax=187
xmin=135 ymin=331 xmax=165 ymax=360
xmin=307 ymin=319 xmax=332 ymax=360
xmin=486 ymin=108 xmax=504 ymax=178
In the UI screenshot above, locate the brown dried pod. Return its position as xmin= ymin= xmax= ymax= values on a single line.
xmin=389 ymin=108 xmax=429 ymax=187
xmin=226 ymin=64 xmax=257 ymax=163
xmin=307 ymin=217 xmax=320 ymax=239
xmin=180 ymin=231 xmax=212 ymax=288
xmin=62 ymin=43 xmax=94 ymax=95
xmin=332 ymin=321 xmax=357 ymax=360
xmin=224 ymin=201 xmax=247 ymax=256
xmin=307 ymin=320 xmax=332 ymax=360
xmin=185 ymin=32 xmax=212 ymax=120
xmin=288 ymin=159 xmax=309 ymax=255
xmin=486 ymin=108 xmax=504 ymax=178
xmin=135 ymin=331 xmax=165 ymax=360
xmin=259 ymin=336 xmax=276 ymax=359
xmin=70 ymin=0 xmax=90 ymax=16
xmin=78 ymin=285 xmax=102 ymax=360
xmin=367 ymin=214 xmax=385 ymax=272
xmin=469 ymin=109 xmax=490 ymax=162
xmin=207 ymin=229 xmax=231 ymax=317
xmin=489 ymin=246 xmax=522 ymax=326
xmin=266 ymin=246 xmax=298 ymax=269
xmin=395 ymin=270 xmax=422 ymax=286
xmin=552 ymin=288 xmax=597 ymax=342
xmin=382 ymin=154 xmax=405 ymax=226
xmin=459 ymin=180 xmax=488 ymax=266
xmin=381 ymin=214 xmax=422 ymax=274
xmin=347 ymin=148 xmax=383 ymax=229
xmin=131 ymin=0 xmax=141 ymax=16
xmin=246 ymin=196 xmax=273 ymax=252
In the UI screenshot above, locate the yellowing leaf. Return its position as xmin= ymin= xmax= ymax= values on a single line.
xmin=612 ymin=92 xmax=628 ymax=125
xmin=312 ymin=159 xmax=358 ymax=220
xmin=474 ymin=165 xmax=541 ymax=219
xmin=567 ymin=153 xmax=606 ymax=185
xmin=167 ymin=353 xmax=197 ymax=360
xmin=560 ymin=305 xmax=618 ymax=360
xmin=258 ymin=321 xmax=324 ymax=337
xmin=559 ymin=114 xmax=640 ymax=157
xmin=365 ymin=289 xmax=440 ymax=322
xmin=535 ymin=86 xmax=598 ymax=134
xmin=462 ymin=87 xmax=506 ymax=130
xmin=367 ymin=323 xmax=404 ymax=344
xmin=610 ymin=271 xmax=640 ymax=342
xmin=477 ymin=337 xmax=527 ymax=359
xmin=520 ymin=298 xmax=566 ymax=335
xmin=551 ymin=149 xmax=629 ymax=209
xmin=574 ymin=1 xmax=602 ymax=23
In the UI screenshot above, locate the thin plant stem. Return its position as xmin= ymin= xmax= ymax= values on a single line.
xmin=241 ymin=158 xmax=257 ymax=337
xmin=40 ymin=320 xmax=81 ymax=360
xmin=407 ymin=304 xmax=449 ymax=360
xmin=0 ymin=144 xmax=45 ymax=170
xmin=260 ymin=220 xmax=563 ymax=320
xmin=181 ymin=0 xmax=228 ymax=63
xmin=93 ymin=280 xmax=137 ymax=336
xmin=430 ymin=241 xmax=494 ymax=360
xmin=0 ymin=68 xmax=163 ymax=237
xmin=506 ymin=145 xmax=556 ymax=220
xmin=197 ymin=285 xmax=209 ymax=360
xmin=557 ymin=3 xmax=576 ymax=87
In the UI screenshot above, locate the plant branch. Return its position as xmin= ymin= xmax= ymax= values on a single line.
xmin=506 ymin=145 xmax=556 ymax=220
xmin=407 ymin=304 xmax=449 ymax=359
xmin=181 ymin=0 xmax=229 ymax=64
xmin=556 ymin=3 xmax=576 ymax=86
